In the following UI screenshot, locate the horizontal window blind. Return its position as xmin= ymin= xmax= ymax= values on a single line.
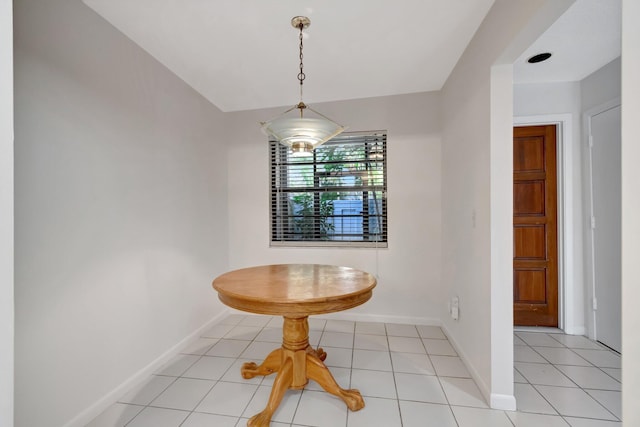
xmin=270 ymin=131 xmax=387 ymax=247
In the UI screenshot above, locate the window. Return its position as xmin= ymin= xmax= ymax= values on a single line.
xmin=270 ymin=131 xmax=387 ymax=247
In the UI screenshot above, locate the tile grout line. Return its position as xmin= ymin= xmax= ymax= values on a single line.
xmin=93 ymin=318 xmax=622 ymax=426
xmin=384 ymin=322 xmax=407 ymax=427
xmin=185 ymin=317 xmax=257 ymax=426
xmin=187 ymin=315 xmax=267 ymax=426
xmin=515 ymin=331 xmax=622 ymax=423
xmin=516 ymin=332 xmax=590 ymax=420
xmin=122 ymin=360 xmax=195 ymax=426
xmin=343 ymin=320 xmax=356 ymax=427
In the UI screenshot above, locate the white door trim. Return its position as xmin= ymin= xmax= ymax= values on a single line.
xmin=583 ymin=98 xmax=621 ymax=342
xmin=513 ymin=114 xmax=578 ymax=334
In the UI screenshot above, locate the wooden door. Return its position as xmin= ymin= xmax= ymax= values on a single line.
xmin=513 ymin=125 xmax=558 ymax=327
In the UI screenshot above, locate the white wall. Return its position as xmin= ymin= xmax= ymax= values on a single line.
xmin=515 ymin=81 xmax=581 ymax=116
xmin=513 ymin=59 xmax=623 ymax=343
xmin=0 ymin=0 xmax=14 ymax=425
xmin=514 ymin=81 xmax=585 ymax=335
xmin=13 ymin=1 xmax=229 ymax=426
xmin=441 ymin=0 xmax=573 ymax=409
xmin=225 ymin=92 xmax=442 ymax=323
xmin=580 ymin=57 xmax=621 ymax=341
xmin=621 ymin=0 xmax=640 ymax=423
xmin=581 ymin=57 xmax=621 ymax=112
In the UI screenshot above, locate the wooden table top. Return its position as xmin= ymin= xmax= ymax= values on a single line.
xmin=212 ymin=264 xmax=376 ymax=316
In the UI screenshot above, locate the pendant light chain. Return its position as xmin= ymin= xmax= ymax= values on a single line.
xmin=259 ymin=16 xmax=345 ymax=155
xmin=297 ymin=23 xmax=305 ymax=108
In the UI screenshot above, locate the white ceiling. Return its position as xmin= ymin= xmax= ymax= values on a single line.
xmin=83 ymin=0 xmax=495 ymax=112
xmin=83 ymin=0 xmax=621 ymax=112
xmin=514 ymin=0 xmax=621 ymax=84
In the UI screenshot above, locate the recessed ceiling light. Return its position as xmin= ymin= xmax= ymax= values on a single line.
xmin=527 ymin=53 xmax=552 ymax=64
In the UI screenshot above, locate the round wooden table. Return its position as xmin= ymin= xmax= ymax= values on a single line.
xmin=212 ymin=264 xmax=376 ymax=427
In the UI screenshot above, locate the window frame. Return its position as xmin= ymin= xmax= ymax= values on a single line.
xmin=269 ymin=131 xmax=388 ymax=248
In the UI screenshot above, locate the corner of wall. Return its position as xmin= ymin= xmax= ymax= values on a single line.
xmin=0 ymin=1 xmax=13 ymax=425
xmin=441 ymin=0 xmax=574 ymax=410
xmin=490 ymin=394 xmax=517 ymax=411
xmin=621 ymin=2 xmax=640 ymax=424
xmin=62 ymin=310 xmax=230 ymax=427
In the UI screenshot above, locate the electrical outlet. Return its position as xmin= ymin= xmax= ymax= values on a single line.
xmin=451 ymin=296 xmax=459 ymax=320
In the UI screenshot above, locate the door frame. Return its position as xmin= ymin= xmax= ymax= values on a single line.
xmin=513 ymin=114 xmax=579 ymax=334
xmin=583 ymin=98 xmax=621 ymax=342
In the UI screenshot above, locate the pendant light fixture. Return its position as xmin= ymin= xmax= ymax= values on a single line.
xmin=260 ymin=16 xmax=346 ymax=157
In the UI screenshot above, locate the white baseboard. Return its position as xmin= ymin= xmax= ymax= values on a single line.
xmin=68 ymin=307 xmax=519 ymax=425
xmin=318 ymin=312 xmax=442 ymax=326
xmin=490 ymin=393 xmax=517 ymax=411
xmin=62 ymin=310 xmax=229 ymax=427
xmin=514 ymin=325 xmax=587 ymax=336
xmin=514 ymin=326 xmax=562 ymax=333
xmin=440 ymin=325 xmax=492 ymax=408
xmin=564 ymin=325 xmax=587 ymax=336
xmin=442 ymin=324 xmax=518 ymax=410
xmin=228 ymin=308 xmax=441 ymax=326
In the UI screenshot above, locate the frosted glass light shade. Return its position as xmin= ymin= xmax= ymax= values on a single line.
xmin=261 ymin=117 xmax=345 ymax=152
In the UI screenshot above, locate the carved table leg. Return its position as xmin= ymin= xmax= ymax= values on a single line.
xmin=243 ymin=316 xmax=364 ymax=426
xmin=247 ymin=358 xmax=293 ymax=427
xmin=307 ymin=346 xmax=327 ymax=361
xmin=241 ymin=348 xmax=282 ymax=379
xmin=306 ymin=351 xmax=365 ymax=411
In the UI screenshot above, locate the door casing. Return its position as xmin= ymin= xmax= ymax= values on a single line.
xmin=583 ymin=98 xmax=622 ymax=344
xmin=514 ymin=114 xmax=581 ymax=334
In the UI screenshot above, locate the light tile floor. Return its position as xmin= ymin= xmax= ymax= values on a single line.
xmin=87 ymin=315 xmax=622 ymax=427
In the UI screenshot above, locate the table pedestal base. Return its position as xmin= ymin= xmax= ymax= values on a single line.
xmin=240 ymin=316 xmax=365 ymax=427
